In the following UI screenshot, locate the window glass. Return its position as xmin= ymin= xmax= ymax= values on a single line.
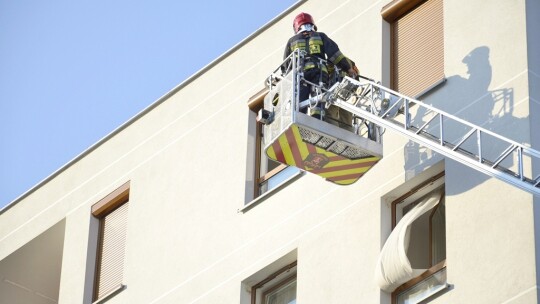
xmin=430 ymin=199 xmax=446 ymax=265
xmin=395 ymin=187 xmax=445 ymax=270
xmin=259 ymin=165 xmax=299 ymax=196
xmin=396 ymin=268 xmax=447 ymax=304
xmin=264 ymin=279 xmax=297 ymax=304
xmin=248 ymin=91 xmax=299 ymax=200
xmin=249 ymin=261 xmax=297 ymax=304
xmin=384 ymin=173 xmax=448 ymax=302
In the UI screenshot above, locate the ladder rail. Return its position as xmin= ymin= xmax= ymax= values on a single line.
xmin=335 ymin=99 xmax=540 ymax=195
xmin=331 ymin=77 xmax=540 ymax=196
xmin=364 ymin=79 xmax=540 ymax=159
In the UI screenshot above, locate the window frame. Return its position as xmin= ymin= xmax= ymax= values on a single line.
xmin=381 ymin=0 xmax=427 ymax=23
xmin=389 ymin=171 xmax=447 ymax=303
xmin=382 ymin=0 xmax=445 ymax=99
xmin=393 ymin=261 xmax=447 ymax=303
xmin=91 ymin=181 xmax=130 ymax=303
xmin=253 ymin=98 xmax=289 ymax=194
xmin=246 ymin=89 xmax=301 ymax=203
xmin=261 ymin=274 xmax=297 ymax=304
xmin=250 ymin=261 xmax=297 ymax=304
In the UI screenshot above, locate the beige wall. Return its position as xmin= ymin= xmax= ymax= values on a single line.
xmin=528 ymin=0 xmax=540 ymax=301
xmin=0 ymin=0 xmax=538 ymax=303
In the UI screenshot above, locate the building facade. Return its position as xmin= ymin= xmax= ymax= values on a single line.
xmin=1 ymin=0 xmax=539 ymax=303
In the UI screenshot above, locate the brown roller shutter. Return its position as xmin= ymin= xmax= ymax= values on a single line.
xmin=94 ymin=202 xmax=129 ymax=300
xmin=392 ymin=0 xmax=444 ymax=97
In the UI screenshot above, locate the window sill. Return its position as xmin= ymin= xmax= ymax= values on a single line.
xmin=396 ymin=78 xmax=446 ymax=116
xmin=92 ymin=284 xmax=126 ymax=304
xmin=394 ymin=261 xmax=446 ymax=294
xmin=239 ymin=169 xmax=304 ymax=213
xmin=417 ymin=282 xmax=450 ymax=303
xmin=414 ymin=77 xmax=447 ymax=100
xmin=393 ymin=262 xmax=448 ymax=304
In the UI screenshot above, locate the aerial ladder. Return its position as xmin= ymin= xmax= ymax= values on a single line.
xmin=258 ymin=50 xmax=540 ymax=196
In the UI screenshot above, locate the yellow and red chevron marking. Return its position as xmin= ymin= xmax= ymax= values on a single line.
xmin=265 ymin=124 xmax=380 ymax=185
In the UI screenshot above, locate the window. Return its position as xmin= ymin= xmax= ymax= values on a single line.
xmin=261 ymin=276 xmax=296 ymax=304
xmin=382 ymin=0 xmax=444 ymax=98
xmin=247 ymin=89 xmax=299 ymax=200
xmin=91 ymin=181 xmax=130 ymax=302
xmin=376 ymin=172 xmax=448 ymax=303
xmin=250 ymin=261 xmax=297 ymax=304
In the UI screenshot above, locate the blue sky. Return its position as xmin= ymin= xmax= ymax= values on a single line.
xmin=0 ymin=0 xmax=298 ymax=209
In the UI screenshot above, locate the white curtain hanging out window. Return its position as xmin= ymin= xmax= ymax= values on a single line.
xmin=375 ymin=191 xmax=443 ymax=292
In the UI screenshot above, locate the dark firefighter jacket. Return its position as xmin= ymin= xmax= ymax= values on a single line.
xmin=283 ymin=31 xmax=352 ymax=73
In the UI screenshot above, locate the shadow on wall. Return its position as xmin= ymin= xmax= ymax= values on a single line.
xmin=404 ymin=46 xmax=528 ymax=194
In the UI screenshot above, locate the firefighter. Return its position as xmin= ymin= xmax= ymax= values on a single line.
xmin=326 ymin=57 xmax=360 ymax=132
xmin=284 ymin=12 xmax=358 ymax=119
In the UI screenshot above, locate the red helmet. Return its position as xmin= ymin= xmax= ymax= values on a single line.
xmin=293 ymin=12 xmax=317 ymax=33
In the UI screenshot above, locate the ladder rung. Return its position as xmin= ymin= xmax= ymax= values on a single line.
xmin=381 ymin=97 xmax=403 ymax=117
xmin=415 ymin=112 xmax=439 ymax=135
xmin=534 ymin=176 xmax=540 ymax=187
xmin=451 ymin=128 xmax=477 ymax=152
xmin=491 ymin=144 xmax=516 ymax=169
